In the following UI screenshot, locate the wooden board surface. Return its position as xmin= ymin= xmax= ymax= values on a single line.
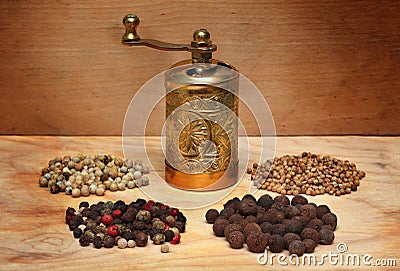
xmin=0 ymin=1 xmax=399 ymax=136
xmin=0 ymin=136 xmax=399 ymax=270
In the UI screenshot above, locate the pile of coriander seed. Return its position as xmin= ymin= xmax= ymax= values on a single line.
xmin=248 ymin=152 xmax=365 ymax=196
xmin=39 ymin=154 xmax=150 ymax=197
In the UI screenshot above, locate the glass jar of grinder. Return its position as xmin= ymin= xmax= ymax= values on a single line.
xmin=122 ymin=14 xmax=239 ymax=191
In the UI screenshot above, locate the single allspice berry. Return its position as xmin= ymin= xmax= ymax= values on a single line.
xmin=220 ymin=207 xmax=236 ymax=218
xmin=316 ymin=205 xmax=331 ymax=219
xmin=228 ymin=231 xmax=245 ymax=249
xmin=303 ymin=238 xmax=317 ymax=253
xmin=268 ymin=234 xmax=285 ymax=253
xmin=283 ymin=233 xmax=301 ymax=250
xmin=301 ymin=228 xmax=320 ymax=244
xmin=274 ymin=195 xmax=290 ymax=206
xmin=260 ymin=222 xmax=273 ymax=234
xmin=322 ymin=213 xmax=337 ymax=230
xmin=257 ymin=194 xmax=274 ymax=210
xmin=319 ymin=229 xmax=335 ymax=245
xmin=305 ymin=219 xmax=324 ymax=232
xmin=300 ymin=204 xmax=318 ymax=221
xmin=289 ymin=240 xmax=306 ymax=256
xmin=285 ymin=205 xmax=300 ymax=218
xmin=238 ymin=198 xmax=258 ymax=216
xmin=213 ymin=219 xmax=229 ymax=237
xmin=224 ymin=224 xmax=243 ymax=241
xmin=243 ymin=223 xmax=261 ymax=238
xmin=229 ymin=214 xmax=244 ymax=224
xmin=246 ymin=231 xmax=268 ymax=253
xmin=291 ymin=195 xmax=308 ymax=206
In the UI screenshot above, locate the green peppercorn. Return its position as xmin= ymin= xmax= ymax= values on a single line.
xmin=152 ymin=233 xmax=165 ymax=245
xmin=136 ymin=210 xmax=151 ymax=222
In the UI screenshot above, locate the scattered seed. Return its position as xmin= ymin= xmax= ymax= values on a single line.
xmin=160 ymin=243 xmax=169 ymax=253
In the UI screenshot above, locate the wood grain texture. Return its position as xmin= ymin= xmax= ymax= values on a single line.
xmin=0 ymin=1 xmax=399 ymax=136
xmin=0 ymin=136 xmax=399 ymax=270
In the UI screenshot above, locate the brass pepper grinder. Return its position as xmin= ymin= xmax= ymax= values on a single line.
xmin=122 ymin=14 xmax=239 ymax=191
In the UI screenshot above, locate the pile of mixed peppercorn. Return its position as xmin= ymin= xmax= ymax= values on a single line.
xmin=66 ymin=199 xmax=186 ymax=250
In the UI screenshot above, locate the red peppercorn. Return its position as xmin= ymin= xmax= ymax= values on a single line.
xmin=148 ymin=200 xmax=155 ymax=205
xmin=107 ymin=225 xmax=119 ymax=237
xmin=170 ymin=233 xmax=181 ymax=244
xmin=65 ymin=214 xmax=75 ymax=224
xmin=102 ymin=214 xmax=113 ymax=225
xmin=160 ymin=204 xmax=169 ymax=211
xmin=112 ymin=209 xmax=122 ymax=219
xmin=170 ymin=208 xmax=179 ymax=217
xmin=164 ymin=222 xmax=170 ymax=231
xmin=143 ymin=203 xmax=153 ymax=212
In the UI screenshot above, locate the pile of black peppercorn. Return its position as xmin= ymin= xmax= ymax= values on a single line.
xmin=205 ymin=194 xmax=337 ymax=256
xmin=66 ymin=199 xmax=186 ymax=249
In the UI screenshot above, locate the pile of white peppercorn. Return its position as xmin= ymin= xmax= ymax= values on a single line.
xmin=248 ymin=152 xmax=365 ymax=196
xmin=39 ymin=153 xmax=150 ymax=197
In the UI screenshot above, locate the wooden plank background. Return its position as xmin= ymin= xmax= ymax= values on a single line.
xmin=0 ymin=0 xmax=399 ymax=136
xmin=0 ymin=136 xmax=399 ymax=270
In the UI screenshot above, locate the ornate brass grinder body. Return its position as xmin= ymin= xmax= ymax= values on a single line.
xmin=122 ymin=14 xmax=238 ymax=191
